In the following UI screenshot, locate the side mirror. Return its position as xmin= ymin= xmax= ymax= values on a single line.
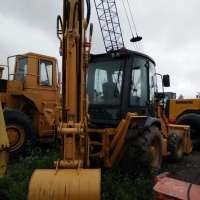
xmin=89 ymin=23 xmax=93 ymax=43
xmin=163 ymin=74 xmax=170 ymax=87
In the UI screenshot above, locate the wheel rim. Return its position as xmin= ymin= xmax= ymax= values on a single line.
xmin=6 ymin=125 xmax=25 ymax=152
xmin=149 ymin=142 xmax=161 ymax=168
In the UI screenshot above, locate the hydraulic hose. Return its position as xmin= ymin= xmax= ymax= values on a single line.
xmin=86 ymin=0 xmax=91 ymax=26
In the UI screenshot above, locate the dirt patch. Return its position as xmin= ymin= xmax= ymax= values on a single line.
xmin=161 ymin=151 xmax=200 ymax=184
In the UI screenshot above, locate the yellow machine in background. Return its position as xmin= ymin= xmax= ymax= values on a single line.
xmin=164 ymin=95 xmax=200 ymax=147
xmin=0 ymin=53 xmax=60 ymax=156
xmin=0 ymin=99 xmax=9 ymax=176
xmin=167 ymin=99 xmax=200 ymax=124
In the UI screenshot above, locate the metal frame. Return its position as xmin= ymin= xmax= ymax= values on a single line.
xmin=94 ymin=0 xmax=124 ymax=52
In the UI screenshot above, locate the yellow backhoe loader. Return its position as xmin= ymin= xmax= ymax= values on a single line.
xmin=27 ymin=0 xmax=193 ymax=199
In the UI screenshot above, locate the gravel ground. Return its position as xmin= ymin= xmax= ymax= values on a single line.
xmin=161 ymin=151 xmax=200 ymax=184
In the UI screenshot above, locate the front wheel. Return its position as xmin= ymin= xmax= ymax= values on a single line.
xmin=177 ymin=113 xmax=200 ymax=149
xmin=118 ymin=125 xmax=162 ymax=176
xmin=4 ymin=109 xmax=35 ymax=156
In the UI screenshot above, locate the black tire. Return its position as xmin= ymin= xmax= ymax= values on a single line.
xmin=4 ymin=109 xmax=35 ymax=156
xmin=143 ymin=126 xmax=163 ymax=170
xmin=118 ymin=126 xmax=162 ymax=177
xmin=168 ymin=133 xmax=184 ymax=161
xmin=177 ymin=113 xmax=200 ymax=149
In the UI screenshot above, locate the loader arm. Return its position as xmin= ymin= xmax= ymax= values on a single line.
xmin=0 ymin=100 xmax=9 ymax=177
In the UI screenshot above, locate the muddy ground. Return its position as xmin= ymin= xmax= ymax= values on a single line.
xmin=162 ymin=151 xmax=200 ymax=185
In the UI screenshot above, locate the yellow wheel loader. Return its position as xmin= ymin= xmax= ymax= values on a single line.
xmin=166 ymin=98 xmax=200 ymax=148
xmin=0 ymin=54 xmax=60 ymax=156
xmin=158 ymin=91 xmax=200 ymax=148
xmin=28 ymin=0 xmax=193 ymax=199
xmin=0 ymin=99 xmax=9 ymax=176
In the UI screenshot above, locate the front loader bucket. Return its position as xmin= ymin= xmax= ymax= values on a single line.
xmin=28 ymin=169 xmax=101 ymax=200
xmin=0 ymin=101 xmax=9 ymax=176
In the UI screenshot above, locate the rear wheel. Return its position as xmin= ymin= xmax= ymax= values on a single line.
xmin=144 ymin=126 xmax=163 ymax=170
xmin=177 ymin=113 xmax=200 ymax=149
xmin=4 ymin=109 xmax=35 ymax=156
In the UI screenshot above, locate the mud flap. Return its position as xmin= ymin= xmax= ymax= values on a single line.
xmin=28 ymin=169 xmax=101 ymax=200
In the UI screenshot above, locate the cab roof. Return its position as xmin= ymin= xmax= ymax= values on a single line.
xmin=90 ymin=48 xmax=156 ymax=65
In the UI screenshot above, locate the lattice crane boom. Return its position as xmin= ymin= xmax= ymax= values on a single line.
xmin=94 ymin=0 xmax=124 ymax=52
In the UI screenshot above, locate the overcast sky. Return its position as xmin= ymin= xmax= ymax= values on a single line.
xmin=0 ymin=0 xmax=199 ymax=98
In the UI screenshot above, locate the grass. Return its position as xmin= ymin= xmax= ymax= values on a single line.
xmin=0 ymin=145 xmax=60 ymax=200
xmin=102 ymin=170 xmax=153 ymax=200
xmin=0 ymin=144 xmax=154 ymax=200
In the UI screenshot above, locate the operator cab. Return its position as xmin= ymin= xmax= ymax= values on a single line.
xmin=87 ymin=49 xmax=157 ymax=127
xmin=0 ymin=53 xmax=58 ymax=89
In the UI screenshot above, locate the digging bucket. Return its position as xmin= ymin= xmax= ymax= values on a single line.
xmin=28 ymin=168 xmax=101 ymax=200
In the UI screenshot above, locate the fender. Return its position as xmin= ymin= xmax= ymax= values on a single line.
xmin=144 ymin=116 xmax=161 ymax=130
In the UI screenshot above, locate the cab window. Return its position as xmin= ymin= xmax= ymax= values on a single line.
xmin=15 ymin=57 xmax=28 ymax=81
xmin=87 ymin=60 xmax=124 ymax=105
xmin=39 ymin=60 xmax=53 ymax=86
xmin=130 ymin=57 xmax=147 ymax=106
xmin=149 ymin=62 xmax=157 ymax=102
xmin=130 ymin=67 xmax=141 ymax=105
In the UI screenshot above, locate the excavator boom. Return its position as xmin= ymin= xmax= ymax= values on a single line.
xmin=28 ymin=0 xmax=101 ymax=199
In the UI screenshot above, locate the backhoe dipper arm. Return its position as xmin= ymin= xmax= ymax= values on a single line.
xmin=28 ymin=1 xmax=101 ymax=199
xmin=60 ymin=0 xmax=91 ymax=123
xmin=58 ymin=0 xmax=91 ymax=168
xmin=62 ymin=0 xmax=85 ymax=122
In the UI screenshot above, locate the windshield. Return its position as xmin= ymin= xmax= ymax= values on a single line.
xmin=39 ymin=60 xmax=53 ymax=86
xmin=87 ymin=59 xmax=124 ymax=105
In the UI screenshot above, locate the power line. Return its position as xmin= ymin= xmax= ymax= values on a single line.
xmin=121 ymin=0 xmax=134 ymax=38
xmin=126 ymin=0 xmax=139 ymax=36
xmin=122 ymin=0 xmax=138 ymax=50
xmin=126 ymin=0 xmax=144 ymax=52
